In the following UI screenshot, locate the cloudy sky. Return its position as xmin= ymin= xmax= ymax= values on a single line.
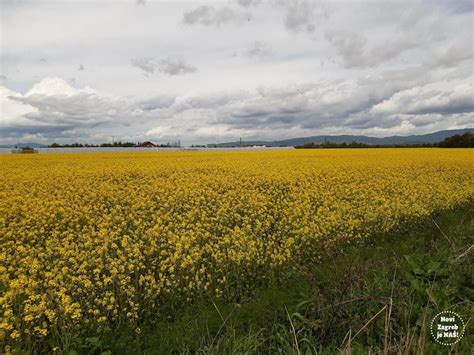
xmin=1 ymin=0 xmax=473 ymax=144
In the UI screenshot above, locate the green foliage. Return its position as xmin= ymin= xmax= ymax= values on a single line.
xmin=100 ymin=141 xmax=137 ymax=147
xmin=439 ymin=132 xmax=474 ymax=148
xmin=294 ymin=141 xmax=438 ymax=148
xmin=295 ymin=141 xmax=372 ymax=148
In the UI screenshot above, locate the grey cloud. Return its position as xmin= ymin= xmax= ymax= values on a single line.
xmin=244 ymin=41 xmax=273 ymax=59
xmin=407 ymin=113 xmax=474 ymax=128
xmin=433 ymin=0 xmax=474 ymax=13
xmin=326 ymin=31 xmax=420 ymax=68
xmin=165 ymin=80 xmax=399 ymax=131
xmin=342 ymin=114 xmax=403 ymax=130
xmin=0 ymin=75 xmax=7 ymax=81
xmin=236 ymin=0 xmax=262 ymax=7
xmin=280 ymin=0 xmax=329 ymax=34
xmin=131 ymin=57 xmax=197 ymax=76
xmin=182 ymin=5 xmax=250 ymax=26
xmin=408 ymin=114 xmax=444 ymax=127
xmin=427 ymin=40 xmax=474 ymax=68
xmin=324 ymin=3 xmax=473 ymax=70
xmin=408 ymin=96 xmax=474 ymax=116
xmin=131 ymin=57 xmax=156 ymax=75
xmin=232 ymin=41 xmax=273 ymax=60
xmin=356 ymin=67 xmax=432 ymax=99
xmin=145 ymin=65 xmax=473 ymax=135
xmin=78 ymin=64 xmax=85 ymax=71
xmin=450 ymin=113 xmax=474 ymax=126
xmin=170 ymin=92 xmax=245 ymax=113
xmin=137 ymin=95 xmax=175 ymax=111
xmin=2 ymin=79 xmax=143 ymax=141
xmin=158 ymin=58 xmax=197 ymax=76
xmin=183 ymin=0 xmax=325 ymax=32
xmin=325 ymin=31 xmax=367 ymax=68
xmin=10 ymin=92 xmax=128 ymax=126
xmin=284 ymin=0 xmax=316 ymax=33
xmin=0 ymin=124 xmax=76 ymax=138
xmin=0 ymin=0 xmax=26 ymax=8
xmin=1 ymin=79 xmax=179 ymax=143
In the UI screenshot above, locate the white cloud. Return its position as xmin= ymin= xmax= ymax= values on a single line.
xmin=370 ymin=82 xmax=474 ymax=116
xmin=146 ymin=125 xmax=175 ymax=138
xmin=25 ymin=76 xmax=96 ymax=96
xmin=0 ymin=85 xmax=38 ymax=127
xmin=1 ymin=78 xmax=144 ymax=141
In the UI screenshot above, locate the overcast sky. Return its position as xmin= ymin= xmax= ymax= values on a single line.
xmin=1 ymin=0 xmax=473 ymax=144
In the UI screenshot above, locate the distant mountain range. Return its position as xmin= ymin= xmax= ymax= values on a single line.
xmin=209 ymin=129 xmax=474 ymax=147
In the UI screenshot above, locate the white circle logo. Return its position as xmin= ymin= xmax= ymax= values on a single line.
xmin=430 ymin=311 xmax=465 ymax=346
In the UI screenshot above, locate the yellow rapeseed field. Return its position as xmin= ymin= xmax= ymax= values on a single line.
xmin=1 ymin=149 xmax=473 ymax=346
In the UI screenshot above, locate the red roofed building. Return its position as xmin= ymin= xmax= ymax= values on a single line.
xmin=139 ymin=141 xmax=157 ymax=148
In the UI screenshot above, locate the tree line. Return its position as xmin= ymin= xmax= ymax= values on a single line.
xmin=295 ymin=133 xmax=474 ymax=149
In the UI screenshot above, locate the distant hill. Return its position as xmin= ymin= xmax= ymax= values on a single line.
xmin=210 ymin=129 xmax=474 ymax=147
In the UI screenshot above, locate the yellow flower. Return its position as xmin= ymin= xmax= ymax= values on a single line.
xmin=0 ymin=149 xmax=472 ymax=346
